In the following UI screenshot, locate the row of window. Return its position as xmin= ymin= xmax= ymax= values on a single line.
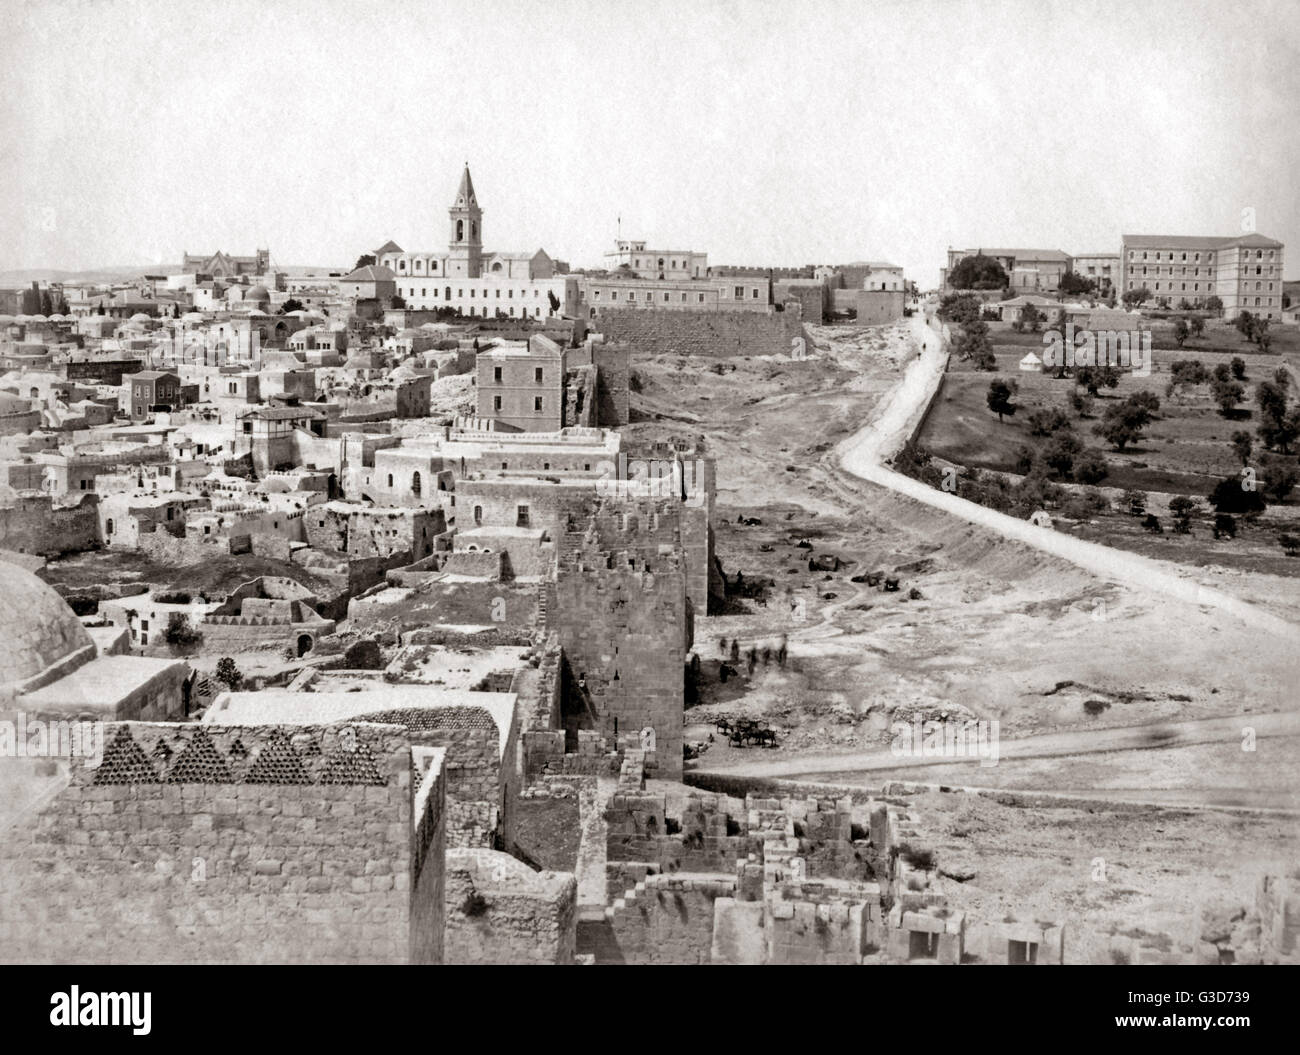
xmin=489 ymin=367 xmax=546 ymax=383
xmin=1128 ymin=248 xmax=1277 ymax=263
xmin=402 ymin=286 xmax=543 ymax=300
xmin=492 ymin=395 xmax=546 ymax=412
xmin=593 ymin=288 xmax=710 ymax=303
xmin=1131 ymin=264 xmax=1279 ymax=279
xmin=589 ymin=286 xmax=761 ymax=302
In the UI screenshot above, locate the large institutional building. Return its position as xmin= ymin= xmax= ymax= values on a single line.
xmin=1120 ymin=233 xmax=1286 ymax=317
xmin=180 ymin=249 xmax=271 ymax=278
xmin=372 ymin=166 xmax=579 ymax=319
xmin=942 ymin=247 xmax=1072 ymax=293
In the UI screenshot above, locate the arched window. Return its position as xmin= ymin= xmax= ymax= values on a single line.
xmin=473 ymin=505 xmax=483 ymax=525
xmin=411 ymin=471 xmax=421 ymax=496
xmin=471 ymin=222 xmax=477 ymax=240
xmin=387 ymin=474 xmax=394 ymax=487
xmin=456 ymin=220 xmax=464 ymax=241
xmin=106 ymin=518 xmax=114 ymax=534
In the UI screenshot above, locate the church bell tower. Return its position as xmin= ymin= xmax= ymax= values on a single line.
xmin=448 ymin=163 xmax=483 ymax=279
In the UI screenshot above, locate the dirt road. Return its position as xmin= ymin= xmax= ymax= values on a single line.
xmin=692 ymin=708 xmax=1300 ymax=780
xmin=835 ymin=313 xmax=1299 ymax=637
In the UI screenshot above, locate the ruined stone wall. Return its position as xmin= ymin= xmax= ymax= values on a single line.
xmin=593 ymin=307 xmax=810 ymax=359
xmin=767 ymin=891 xmax=871 ymax=965
xmin=444 ymin=848 xmax=577 ymax=964
xmin=0 ymin=493 xmax=100 ymax=556
xmin=601 ymin=873 xmax=734 ymax=965
xmin=563 ymin=365 xmax=597 ymax=428
xmin=0 ymin=722 xmax=429 ymax=964
xmin=304 ymin=506 xmax=441 ymax=561
xmin=138 ymin=526 xmax=236 ymax=564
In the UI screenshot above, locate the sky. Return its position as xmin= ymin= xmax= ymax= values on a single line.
xmin=2 ymin=0 xmax=1298 ymax=288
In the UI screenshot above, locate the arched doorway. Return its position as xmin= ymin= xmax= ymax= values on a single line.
xmin=296 ymin=634 xmax=314 ymax=658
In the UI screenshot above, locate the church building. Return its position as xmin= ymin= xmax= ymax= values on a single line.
xmin=374 ymin=165 xmax=578 ymax=320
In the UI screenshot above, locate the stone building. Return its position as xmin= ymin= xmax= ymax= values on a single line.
xmin=0 ymin=722 xmax=447 ymax=964
xmin=124 ymin=369 xmax=182 ymax=419
xmin=181 ymin=248 xmax=271 ymax=278
xmin=476 ymin=335 xmax=565 ymax=432
xmin=1120 ymin=233 xmax=1285 ymax=317
xmin=943 ymin=247 xmax=1071 ymax=293
xmin=602 ymin=239 xmax=708 ymax=279
xmin=373 ymin=166 xmax=578 ymax=320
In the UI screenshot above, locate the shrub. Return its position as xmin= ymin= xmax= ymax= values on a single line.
xmin=214 ymin=657 xmax=243 ymax=691
xmin=164 ymin=614 xmax=203 ymax=649
xmin=898 ymin=842 xmax=936 ymax=870
xmin=460 ymin=891 xmax=489 ymax=917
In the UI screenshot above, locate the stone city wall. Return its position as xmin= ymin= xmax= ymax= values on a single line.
xmin=592 ymin=307 xmax=810 ymax=359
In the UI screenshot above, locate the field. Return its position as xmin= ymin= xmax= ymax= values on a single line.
xmin=620 ymin=323 xmax=1298 ymax=762
xmin=915 ymin=317 xmax=1300 ymax=576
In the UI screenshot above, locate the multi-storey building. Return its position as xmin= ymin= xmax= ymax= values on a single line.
xmin=578 ymin=273 xmax=771 ymax=317
xmin=603 ymin=240 xmax=708 ymax=280
xmin=373 ymin=166 xmax=579 ymax=320
xmin=475 ymin=336 xmax=566 ymax=433
xmin=943 ymin=247 xmax=1071 ymax=293
xmin=1120 ymin=233 xmax=1285 ymax=317
xmin=1070 ymin=253 xmax=1119 ymax=294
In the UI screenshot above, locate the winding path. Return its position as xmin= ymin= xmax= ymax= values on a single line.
xmin=834 ymin=310 xmax=1297 ymax=637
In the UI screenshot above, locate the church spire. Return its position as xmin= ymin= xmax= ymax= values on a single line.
xmin=454 ymin=163 xmax=477 ymax=208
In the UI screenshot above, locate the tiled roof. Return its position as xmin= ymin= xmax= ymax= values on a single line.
xmin=341 ymin=264 xmax=396 ymax=282
xmin=958 ymin=248 xmax=1071 ymax=261
xmin=1122 ymin=233 xmax=1284 ymax=249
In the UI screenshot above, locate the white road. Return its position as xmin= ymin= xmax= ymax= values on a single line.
xmin=834 ymin=310 xmax=1299 ymax=637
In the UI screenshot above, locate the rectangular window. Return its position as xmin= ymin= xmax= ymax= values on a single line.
xmin=516 ymin=504 xmax=530 ymax=527
xmin=493 ymin=395 xmax=502 ymax=411
xmin=734 ymin=286 xmax=744 ymax=298
xmin=535 ymin=367 xmax=543 ymax=383
xmin=534 ymin=396 xmax=543 ymax=411
xmin=494 ymin=366 xmax=502 ymax=382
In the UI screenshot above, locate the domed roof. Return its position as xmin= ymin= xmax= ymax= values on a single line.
xmin=0 ymin=563 xmax=95 ymax=697
xmin=129 ymin=312 xmax=151 ymax=322
xmin=244 ymin=283 xmax=270 ymax=302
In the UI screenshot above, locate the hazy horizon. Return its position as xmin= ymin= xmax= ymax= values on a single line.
xmin=3 ymin=0 xmax=1298 ymax=288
